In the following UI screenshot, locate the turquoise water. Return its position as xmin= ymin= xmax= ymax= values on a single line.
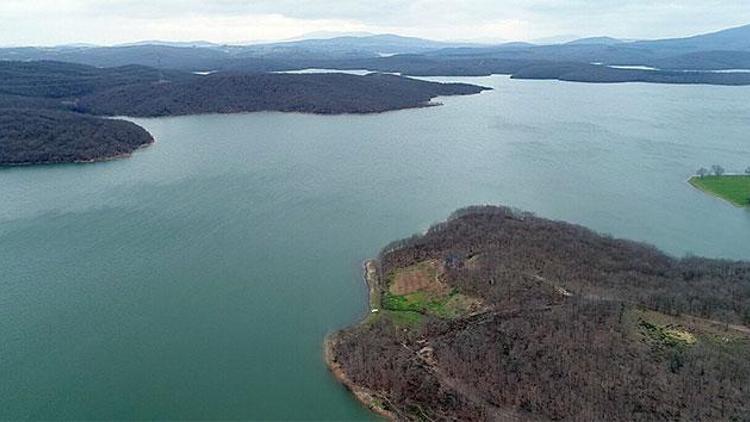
xmin=1 ymin=76 xmax=749 ymax=420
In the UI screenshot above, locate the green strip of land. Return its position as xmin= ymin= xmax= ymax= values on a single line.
xmin=689 ymin=175 xmax=750 ymax=207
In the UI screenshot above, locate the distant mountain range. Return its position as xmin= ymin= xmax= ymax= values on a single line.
xmin=566 ymin=36 xmax=625 ymax=46
xmin=631 ymin=24 xmax=750 ymax=53
xmin=1 ymin=24 xmax=750 ymax=85
xmin=427 ymin=24 xmax=750 ymax=66
xmin=229 ymin=34 xmax=482 ymax=60
xmin=117 ymin=40 xmax=224 ymax=48
xmin=0 ymin=34 xmax=484 ymax=68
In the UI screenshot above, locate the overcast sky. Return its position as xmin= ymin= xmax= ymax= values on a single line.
xmin=3 ymin=0 xmax=750 ymax=46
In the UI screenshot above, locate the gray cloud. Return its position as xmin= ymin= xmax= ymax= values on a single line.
xmin=2 ymin=0 xmax=749 ymax=45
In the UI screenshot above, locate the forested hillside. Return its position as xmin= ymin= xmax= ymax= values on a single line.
xmin=0 ymin=109 xmax=153 ymax=165
xmin=0 ymin=61 xmax=486 ymax=118
xmin=0 ymin=61 xmax=487 ymax=165
xmin=328 ymin=206 xmax=750 ymax=421
xmin=511 ymin=62 xmax=750 ymax=85
xmin=77 ymin=72 xmax=485 ymax=117
xmin=0 ymin=60 xmax=188 ymax=98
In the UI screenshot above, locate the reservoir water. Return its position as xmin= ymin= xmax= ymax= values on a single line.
xmin=1 ymin=76 xmax=749 ymax=419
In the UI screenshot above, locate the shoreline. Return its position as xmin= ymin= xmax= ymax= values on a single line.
xmin=0 ymin=137 xmax=155 ymax=168
xmin=115 ymin=100 xmax=450 ymax=120
xmin=323 ymin=260 xmax=397 ymax=421
xmin=688 ymin=175 xmax=749 ymax=208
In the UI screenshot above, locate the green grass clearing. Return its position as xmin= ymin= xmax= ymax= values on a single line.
xmin=383 ymin=288 xmax=477 ymax=319
xmin=689 ymin=175 xmax=750 ymax=207
xmin=383 ymin=310 xmax=425 ymax=327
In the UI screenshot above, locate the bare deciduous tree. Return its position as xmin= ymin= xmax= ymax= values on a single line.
xmin=333 ymin=206 xmax=750 ymax=421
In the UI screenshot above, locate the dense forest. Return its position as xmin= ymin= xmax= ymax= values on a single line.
xmin=511 ymin=62 xmax=750 ymax=86
xmin=328 ymin=206 xmax=750 ymax=421
xmin=0 ymin=108 xmax=153 ymax=165
xmin=0 ymin=60 xmax=189 ymax=98
xmin=0 ymin=61 xmax=486 ymax=165
xmin=356 ymin=57 xmax=750 ymax=84
xmin=0 ymin=61 xmax=486 ymax=116
xmin=76 ymin=72 xmax=486 ymax=117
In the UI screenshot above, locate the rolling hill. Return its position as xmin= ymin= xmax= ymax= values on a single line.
xmin=2 ymin=25 xmax=750 ymax=82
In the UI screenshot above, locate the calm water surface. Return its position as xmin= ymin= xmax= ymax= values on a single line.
xmin=1 ymin=76 xmax=749 ymax=420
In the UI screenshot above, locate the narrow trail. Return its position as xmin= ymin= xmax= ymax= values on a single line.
xmin=528 ymin=273 xmax=750 ymax=336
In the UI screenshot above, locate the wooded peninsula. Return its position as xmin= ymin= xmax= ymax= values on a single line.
xmin=326 ymin=206 xmax=750 ymax=421
xmin=0 ymin=61 xmax=488 ymax=166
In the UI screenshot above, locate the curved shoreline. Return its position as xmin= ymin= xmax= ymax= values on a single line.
xmin=688 ymin=175 xmax=749 ymax=208
xmin=0 ymin=137 xmax=155 ymax=168
xmin=323 ymin=260 xmax=397 ymax=421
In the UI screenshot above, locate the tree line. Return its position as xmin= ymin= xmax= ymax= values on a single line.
xmin=696 ymin=164 xmax=750 ymax=177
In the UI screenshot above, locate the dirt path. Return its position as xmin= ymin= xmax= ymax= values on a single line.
xmin=528 ymin=273 xmax=750 ymax=336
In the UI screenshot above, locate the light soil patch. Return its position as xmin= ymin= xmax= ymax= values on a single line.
xmin=465 ymin=254 xmax=482 ymax=272
xmin=385 ymin=260 xmax=485 ymax=320
xmin=664 ymin=328 xmax=697 ymax=344
xmin=441 ymin=293 xmax=485 ymax=318
xmin=631 ymin=308 xmax=749 ymax=350
xmin=389 ymin=260 xmax=447 ymax=296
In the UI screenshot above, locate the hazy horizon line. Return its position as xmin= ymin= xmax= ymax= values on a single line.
xmin=0 ymin=22 xmax=746 ymax=49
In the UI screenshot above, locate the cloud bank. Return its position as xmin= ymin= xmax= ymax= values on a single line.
xmin=2 ymin=0 xmax=749 ymax=45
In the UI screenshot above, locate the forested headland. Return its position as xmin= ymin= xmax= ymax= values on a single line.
xmin=327 ymin=206 xmax=750 ymax=421
xmin=0 ymin=61 xmax=487 ymax=166
xmin=0 ymin=109 xmax=153 ymax=166
xmin=75 ymin=72 xmax=486 ymax=117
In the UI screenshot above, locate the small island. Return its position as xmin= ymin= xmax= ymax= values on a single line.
xmin=326 ymin=206 xmax=750 ymax=421
xmin=690 ymin=165 xmax=750 ymax=207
